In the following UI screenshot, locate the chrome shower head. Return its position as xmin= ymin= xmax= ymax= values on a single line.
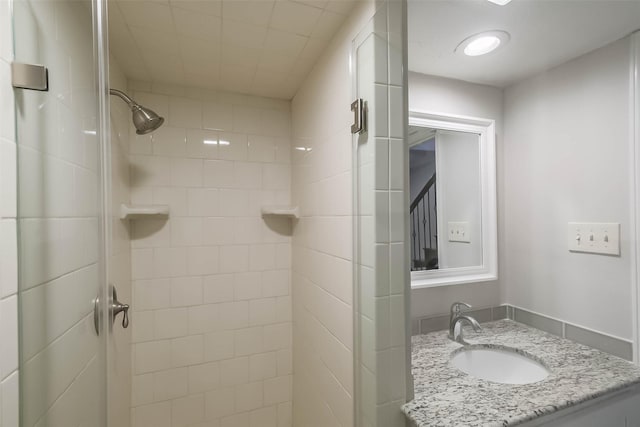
xmin=109 ymin=89 xmax=165 ymax=135
xmin=131 ymin=104 xmax=164 ymax=135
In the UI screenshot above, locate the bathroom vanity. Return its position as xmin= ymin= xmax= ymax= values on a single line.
xmin=403 ymin=320 xmax=640 ymax=426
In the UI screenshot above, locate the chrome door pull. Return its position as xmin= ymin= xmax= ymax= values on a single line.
xmin=351 ymin=98 xmax=365 ymax=134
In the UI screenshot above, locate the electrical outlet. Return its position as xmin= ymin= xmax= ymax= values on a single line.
xmin=448 ymin=222 xmax=470 ymax=243
xmin=568 ymin=222 xmax=620 ymax=256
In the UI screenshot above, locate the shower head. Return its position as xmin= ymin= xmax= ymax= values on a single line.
xmin=131 ymin=104 xmax=164 ymax=135
xmin=109 ymin=89 xmax=165 ymax=135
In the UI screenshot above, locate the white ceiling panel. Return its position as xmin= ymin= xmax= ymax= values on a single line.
xmin=109 ymin=0 xmax=357 ymax=99
xmin=408 ymin=0 xmax=640 ymax=88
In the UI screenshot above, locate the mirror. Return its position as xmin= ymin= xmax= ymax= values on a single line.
xmin=409 ymin=111 xmax=497 ymax=288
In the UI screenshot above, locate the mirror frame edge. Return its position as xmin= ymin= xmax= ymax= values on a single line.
xmin=408 ymin=110 xmax=498 ymax=289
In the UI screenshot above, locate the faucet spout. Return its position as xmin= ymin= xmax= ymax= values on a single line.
xmin=448 ymin=302 xmax=482 ymax=343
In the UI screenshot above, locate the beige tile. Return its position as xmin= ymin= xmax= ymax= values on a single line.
xmin=276 ymin=349 xmax=292 ymax=376
xmin=172 ymin=393 xmax=205 ymax=426
xmin=220 ymin=245 xmax=250 ymax=273
xmin=249 ymin=298 xmax=277 ymax=326
xmin=169 ymin=96 xmax=203 ymax=129
xmin=135 ymin=341 xmax=172 ymax=374
xmin=188 ymin=188 xmax=220 ymax=216
xmin=153 ymin=308 xmax=188 ymax=339
xmin=220 ymin=357 xmax=249 ymax=386
xmin=189 ymin=304 xmax=221 ymax=335
xmin=219 ymin=301 xmax=249 ymax=330
xmin=203 ymin=101 xmax=233 ymax=131
xmin=171 ymin=276 xmax=204 ymax=307
xmin=235 ymin=381 xmax=264 ymax=412
xmin=172 ymin=335 xmax=205 ymax=367
xmin=249 ymin=352 xmax=277 ymax=381
xmin=263 ymin=375 xmax=291 ymax=405
xmin=204 ymin=331 xmax=235 ymax=362
xmin=233 ymin=272 xmax=262 ymax=300
xmin=250 ymin=405 xmax=277 ymax=427
xmin=220 ymin=411 xmax=250 ymax=427
xmin=205 ymin=387 xmax=236 ymax=419
xmin=188 ymin=246 xmax=220 ymax=275
xmin=153 ymin=368 xmax=188 ymax=401
xmin=203 ymin=274 xmax=235 ymax=304
xmin=189 ymin=361 xmax=220 ymax=393
xmin=277 ymin=401 xmax=292 ymax=427
xmin=269 ymin=1 xmax=322 ymax=37
xmin=153 ymin=247 xmax=189 ymax=278
xmin=263 ymin=323 xmax=291 ymax=351
xmin=235 ymin=327 xmax=264 ymax=356
xmin=132 ymin=401 xmax=171 ymax=427
xmin=132 ymin=374 xmax=154 ymax=406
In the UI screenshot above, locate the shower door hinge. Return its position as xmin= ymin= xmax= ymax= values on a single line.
xmin=351 ymin=98 xmax=365 ymax=134
xmin=11 ymin=62 xmax=48 ymax=91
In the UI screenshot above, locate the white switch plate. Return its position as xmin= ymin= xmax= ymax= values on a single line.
xmin=568 ymin=222 xmax=620 ymax=256
xmin=448 ymin=222 xmax=470 ymax=243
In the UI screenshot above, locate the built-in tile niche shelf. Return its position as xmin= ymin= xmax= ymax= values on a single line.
xmin=120 ymin=204 xmax=170 ymax=220
xmin=260 ymin=206 xmax=299 ymax=219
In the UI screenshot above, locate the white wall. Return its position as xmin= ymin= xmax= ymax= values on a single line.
xmin=109 ymin=57 xmax=132 ymax=427
xmin=408 ymin=72 xmax=503 ymax=318
xmin=436 ymin=130 xmax=482 ymax=268
xmin=502 ymin=37 xmax=633 ymax=339
xmin=127 ymin=82 xmax=293 ymax=427
xmin=0 ymin=0 xmax=19 ymax=424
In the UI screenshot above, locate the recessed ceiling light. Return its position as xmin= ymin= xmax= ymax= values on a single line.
xmin=455 ymin=30 xmax=510 ymax=57
xmin=487 ymin=0 xmax=512 ymax=5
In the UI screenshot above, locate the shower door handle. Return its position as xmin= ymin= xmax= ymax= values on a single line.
xmin=111 ymin=291 xmax=130 ymax=329
xmin=93 ymin=284 xmax=130 ymax=335
xmin=351 ymin=98 xmax=365 ymax=134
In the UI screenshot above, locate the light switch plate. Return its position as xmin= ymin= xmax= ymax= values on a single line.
xmin=568 ymin=222 xmax=620 ymax=256
xmin=448 ymin=222 xmax=470 ymax=243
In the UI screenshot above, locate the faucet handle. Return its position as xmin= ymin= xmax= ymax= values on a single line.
xmin=450 ymin=302 xmax=472 ymax=316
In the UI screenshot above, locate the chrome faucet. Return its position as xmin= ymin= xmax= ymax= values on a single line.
xmin=449 ymin=302 xmax=482 ymax=343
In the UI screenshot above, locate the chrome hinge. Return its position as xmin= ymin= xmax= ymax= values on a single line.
xmin=11 ymin=62 xmax=48 ymax=91
xmin=351 ymin=98 xmax=365 ymax=134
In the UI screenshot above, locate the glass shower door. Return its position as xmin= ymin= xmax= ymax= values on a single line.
xmin=12 ymin=0 xmax=110 ymax=424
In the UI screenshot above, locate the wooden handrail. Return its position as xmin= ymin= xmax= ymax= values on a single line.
xmin=410 ymin=173 xmax=436 ymax=212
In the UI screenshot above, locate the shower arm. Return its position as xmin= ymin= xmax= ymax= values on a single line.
xmin=109 ymin=88 xmax=137 ymax=109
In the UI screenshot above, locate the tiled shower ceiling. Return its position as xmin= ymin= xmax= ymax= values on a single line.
xmin=108 ymin=0 xmax=356 ymax=100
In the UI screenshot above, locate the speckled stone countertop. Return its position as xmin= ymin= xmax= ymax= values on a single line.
xmin=402 ymin=319 xmax=640 ymax=427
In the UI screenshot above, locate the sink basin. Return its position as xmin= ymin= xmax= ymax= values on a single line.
xmin=451 ymin=346 xmax=550 ymax=385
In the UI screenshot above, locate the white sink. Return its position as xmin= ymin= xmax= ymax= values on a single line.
xmin=451 ymin=346 xmax=550 ymax=385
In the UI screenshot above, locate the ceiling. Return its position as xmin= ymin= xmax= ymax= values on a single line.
xmin=108 ymin=0 xmax=356 ymax=100
xmin=408 ymin=0 xmax=640 ymax=88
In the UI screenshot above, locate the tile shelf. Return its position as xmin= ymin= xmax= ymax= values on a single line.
xmin=120 ymin=204 xmax=170 ymax=220
xmin=260 ymin=206 xmax=300 ymax=219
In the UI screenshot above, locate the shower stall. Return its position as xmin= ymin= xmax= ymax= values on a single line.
xmin=6 ymin=0 xmax=410 ymax=425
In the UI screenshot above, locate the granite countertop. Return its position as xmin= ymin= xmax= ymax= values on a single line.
xmin=402 ymin=319 xmax=640 ymax=427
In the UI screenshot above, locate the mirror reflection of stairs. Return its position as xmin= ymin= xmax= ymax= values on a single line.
xmin=411 ymin=173 xmax=438 ymax=270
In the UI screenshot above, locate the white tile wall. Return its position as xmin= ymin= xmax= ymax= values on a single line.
xmin=352 ymin=1 xmax=408 ymax=426
xmin=0 ymin=0 xmax=18 ymax=425
xmin=129 ymin=83 xmax=292 ymax=427
xmin=289 ymin=0 xmax=389 ymax=425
